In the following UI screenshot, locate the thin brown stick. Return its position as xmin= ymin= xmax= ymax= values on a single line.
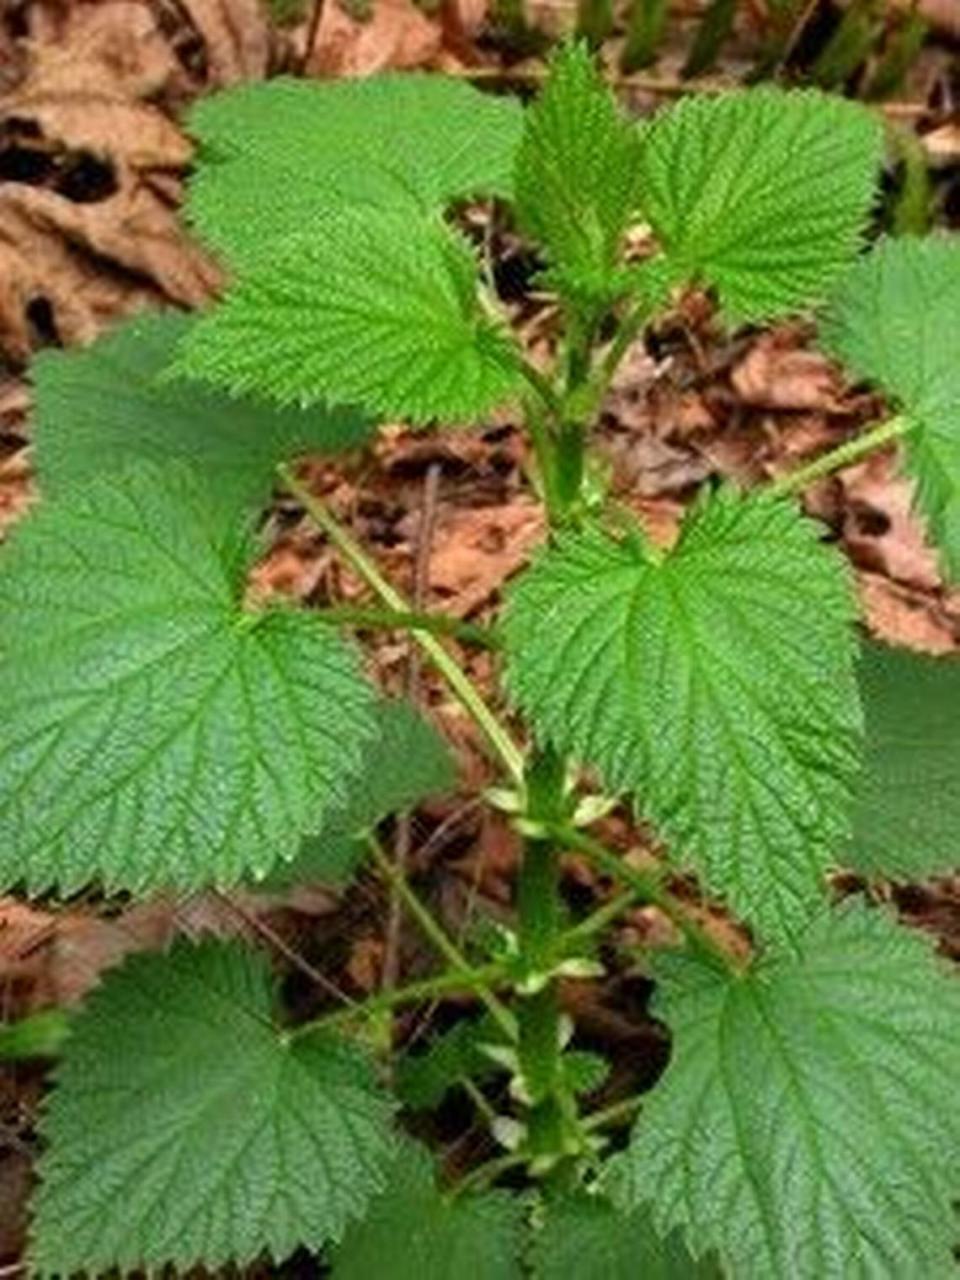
xmin=383 ymin=464 xmax=442 ymax=993
xmin=211 ymin=891 xmax=357 ymax=1009
xmin=300 ymin=0 xmax=325 ymax=76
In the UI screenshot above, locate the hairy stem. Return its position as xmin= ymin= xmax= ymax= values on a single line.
xmin=767 ymin=415 xmax=912 ymax=498
xmin=314 ymin=603 xmax=501 ymax=649
xmin=565 ymin=887 xmax=639 ymax=944
xmin=545 ymin=823 xmax=744 ymax=974
xmin=583 ymin=1093 xmax=643 ymax=1132
xmin=279 ymin=465 xmax=525 ymax=784
xmin=293 ymin=961 xmax=508 ymax=1038
xmin=514 ymin=750 xmax=587 ymax=1164
xmin=368 ymin=837 xmax=516 ymax=1039
xmin=519 ymin=361 xmax=565 ymax=420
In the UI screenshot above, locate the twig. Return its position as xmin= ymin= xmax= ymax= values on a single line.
xmin=295 ymin=962 xmax=507 ymax=1036
xmin=212 ymin=891 xmax=357 ymax=1010
xmin=300 ymin=0 xmax=325 ymax=75
xmin=368 ymin=837 xmax=516 ymax=1039
xmin=383 ymin=464 xmax=441 ymax=994
xmin=767 ymin=416 xmax=912 ymax=498
xmin=279 ymin=465 xmax=525 ymax=784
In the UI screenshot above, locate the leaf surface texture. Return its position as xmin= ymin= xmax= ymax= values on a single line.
xmin=175 ymin=209 xmax=524 ymax=425
xmin=613 ymin=906 xmax=960 ymax=1278
xmin=332 ymin=1141 xmax=524 ymax=1279
xmin=33 ymin=312 xmax=372 ymax=522
xmin=849 ymin=645 xmax=960 ymax=877
xmin=637 ymin=88 xmax=883 ymax=320
xmin=514 ymin=42 xmax=640 ymax=301
xmin=0 ymin=463 xmax=376 ymax=893
xmin=820 ymin=235 xmax=960 ymax=578
xmin=188 ymin=74 xmax=522 ymax=268
xmin=504 ymin=491 xmax=862 ymax=941
xmin=31 ymin=941 xmax=395 ymax=1275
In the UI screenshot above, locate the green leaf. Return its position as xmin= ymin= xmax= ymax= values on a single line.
xmin=32 ymin=311 xmax=373 ymax=522
xmin=531 ymin=1191 xmax=720 ymax=1279
xmin=31 ymin=940 xmax=395 ymax=1275
xmin=187 ymin=74 xmax=523 ymax=270
xmin=849 ymin=644 xmax=960 ymax=878
xmin=637 ymin=87 xmax=883 ymax=321
xmin=0 ymin=462 xmax=376 ymax=894
xmin=279 ymin=698 xmax=457 ymax=887
xmin=514 ymin=42 xmax=640 ymax=302
xmin=503 ymin=489 xmax=862 ymax=942
xmin=174 ymin=209 xmax=525 ymax=426
xmin=612 ymin=905 xmax=960 ymax=1278
xmin=819 ymin=235 xmax=960 ymax=578
xmin=0 ymin=1010 xmax=70 ymax=1062
xmin=395 ymin=1012 xmax=503 ymax=1110
xmin=332 ymin=1140 xmax=524 ymax=1279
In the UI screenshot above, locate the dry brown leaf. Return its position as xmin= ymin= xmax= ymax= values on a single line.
xmin=0 ymin=897 xmax=57 ymax=976
xmin=923 ymin=122 xmax=960 ymax=169
xmin=307 ymin=0 xmax=443 ymax=76
xmin=608 ymin=431 xmax=711 ymax=496
xmin=40 ymin=902 xmax=177 ymax=1007
xmin=427 ymin=500 xmax=544 ymax=615
xmin=859 ymin=570 xmax=959 ymax=654
xmin=842 ymin=454 xmax=942 ymax=591
xmin=16 ymin=0 xmax=271 ymax=97
xmin=0 ymin=11 xmax=222 ymax=366
xmin=177 ymin=0 xmax=272 ymax=85
xmin=731 ymin=332 xmax=845 ymax=413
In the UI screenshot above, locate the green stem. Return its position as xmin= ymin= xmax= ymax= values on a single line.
xmin=599 ymin=294 xmax=654 ymax=391
xmin=565 ymin=888 xmax=639 ymax=945
xmin=552 ymin=421 xmax=587 ymax=520
xmin=767 ymin=416 xmax=912 ymax=499
xmin=279 ymin=465 xmax=525 ymax=785
xmin=519 ymin=361 xmax=565 ymax=420
xmin=514 ymin=751 xmax=587 ymax=1164
xmin=545 ymin=823 xmax=742 ymax=974
xmin=367 ymin=837 xmax=516 ymax=1040
xmin=291 ymin=962 xmax=507 ymax=1038
xmin=583 ymin=1093 xmax=644 ymax=1132
xmin=315 ymin=604 xmax=501 ymax=650
xmin=454 ymin=1151 xmax=528 ymax=1197
xmin=621 ymin=0 xmax=668 ymax=71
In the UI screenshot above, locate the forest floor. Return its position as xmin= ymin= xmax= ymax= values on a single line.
xmin=0 ymin=0 xmax=958 ymax=1269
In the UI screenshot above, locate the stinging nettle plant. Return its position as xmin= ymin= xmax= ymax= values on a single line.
xmin=2 ymin=41 xmax=960 ymax=1279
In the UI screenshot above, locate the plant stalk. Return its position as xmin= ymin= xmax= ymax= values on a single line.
xmin=545 ymin=823 xmax=744 ymax=974
xmin=767 ymin=416 xmax=912 ymax=498
xmin=368 ymin=837 xmax=516 ymax=1039
xmin=279 ymin=465 xmax=525 ymax=785
xmin=293 ymin=962 xmax=508 ymax=1038
xmin=314 ymin=603 xmax=501 ymax=649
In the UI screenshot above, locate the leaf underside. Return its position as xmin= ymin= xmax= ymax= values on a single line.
xmin=613 ymin=905 xmax=960 ymax=1279
xmin=848 ymin=644 xmax=960 ymax=878
xmin=504 ymin=489 xmax=863 ymax=943
xmin=31 ymin=941 xmax=396 ymax=1276
xmin=637 ymin=87 xmax=883 ymax=321
xmin=31 ymin=311 xmax=373 ymax=523
xmin=0 ymin=462 xmax=376 ymax=894
xmin=531 ymin=1192 xmax=721 ymax=1280
xmin=174 ymin=208 xmax=524 ymax=426
xmin=331 ymin=1141 xmax=524 ymax=1279
xmin=275 ymin=698 xmax=457 ymax=887
xmin=819 ymin=234 xmax=960 ymax=580
xmin=187 ymin=74 xmax=523 ymax=269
